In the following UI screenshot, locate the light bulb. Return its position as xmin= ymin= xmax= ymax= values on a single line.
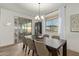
xmin=35 ymin=15 xmax=44 ymax=20
xmin=35 ymin=16 xmax=40 ymax=20
xmin=35 ymin=16 xmax=37 ymax=19
xmin=41 ymin=16 xmax=44 ymax=19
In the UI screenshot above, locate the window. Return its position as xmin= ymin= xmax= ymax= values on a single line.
xmin=15 ymin=17 xmax=32 ymax=35
xmin=21 ymin=22 xmax=32 ymax=35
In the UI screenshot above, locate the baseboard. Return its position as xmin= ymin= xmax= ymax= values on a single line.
xmin=0 ymin=42 xmax=21 ymax=49
xmin=67 ymin=49 xmax=79 ymax=54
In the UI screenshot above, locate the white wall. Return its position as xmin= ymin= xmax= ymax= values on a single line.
xmin=54 ymin=4 xmax=79 ymax=52
xmin=59 ymin=6 xmax=66 ymax=39
xmin=0 ymin=8 xmax=32 ymax=47
xmin=65 ymin=4 xmax=79 ymax=52
xmin=43 ymin=4 xmax=79 ymax=53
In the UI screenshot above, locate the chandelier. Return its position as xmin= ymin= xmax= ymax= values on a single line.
xmin=35 ymin=3 xmax=44 ymax=20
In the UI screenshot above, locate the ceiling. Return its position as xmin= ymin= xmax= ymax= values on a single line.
xmin=0 ymin=3 xmax=65 ymax=17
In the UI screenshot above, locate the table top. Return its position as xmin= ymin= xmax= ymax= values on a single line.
xmin=34 ymin=38 xmax=66 ymax=49
xmin=24 ymin=35 xmax=66 ymax=49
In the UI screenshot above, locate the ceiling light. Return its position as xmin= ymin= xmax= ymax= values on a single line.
xmin=35 ymin=3 xmax=44 ymax=20
xmin=41 ymin=16 xmax=44 ymax=20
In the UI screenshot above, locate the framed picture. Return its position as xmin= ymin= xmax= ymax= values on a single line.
xmin=70 ymin=14 xmax=79 ymax=32
xmin=45 ymin=18 xmax=59 ymax=33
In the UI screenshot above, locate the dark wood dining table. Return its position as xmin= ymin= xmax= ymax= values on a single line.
xmin=33 ymin=38 xmax=67 ymax=56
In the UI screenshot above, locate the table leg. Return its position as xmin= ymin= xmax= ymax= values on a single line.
xmin=63 ymin=41 xmax=67 ymax=56
xmin=52 ymin=49 xmax=58 ymax=56
xmin=46 ymin=46 xmax=58 ymax=56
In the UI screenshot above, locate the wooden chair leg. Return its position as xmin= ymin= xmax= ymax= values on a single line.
xmin=57 ymin=50 xmax=60 ymax=55
xmin=34 ymin=50 xmax=38 ymax=56
xmin=25 ymin=46 xmax=27 ymax=55
xmin=28 ymin=49 xmax=30 ymax=55
xmin=28 ymin=50 xmax=34 ymax=56
xmin=23 ymin=44 xmax=25 ymax=50
xmin=32 ymin=50 xmax=34 ymax=56
xmin=49 ymin=52 xmax=52 ymax=56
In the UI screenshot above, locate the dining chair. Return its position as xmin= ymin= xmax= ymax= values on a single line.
xmin=51 ymin=35 xmax=60 ymax=55
xmin=25 ymin=38 xmax=37 ymax=56
xmin=52 ymin=36 xmax=60 ymax=40
xmin=19 ymin=33 xmax=27 ymax=51
xmin=22 ymin=36 xmax=28 ymax=54
xmin=34 ymin=41 xmax=50 ymax=56
xmin=43 ymin=34 xmax=49 ymax=38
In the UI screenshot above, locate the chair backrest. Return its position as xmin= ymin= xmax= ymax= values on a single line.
xmin=43 ymin=34 xmax=49 ymax=42
xmin=34 ymin=41 xmax=49 ymax=56
xmin=52 ymin=36 xmax=60 ymax=40
xmin=43 ymin=34 xmax=49 ymax=38
xmin=22 ymin=36 xmax=27 ymax=45
xmin=26 ymin=38 xmax=35 ymax=50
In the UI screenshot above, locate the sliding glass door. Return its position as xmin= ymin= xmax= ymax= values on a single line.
xmin=14 ymin=17 xmax=32 ymax=43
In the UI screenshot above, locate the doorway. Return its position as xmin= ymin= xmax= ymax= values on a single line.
xmin=14 ymin=17 xmax=32 ymax=43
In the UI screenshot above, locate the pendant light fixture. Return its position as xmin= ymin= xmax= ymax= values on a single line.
xmin=35 ymin=3 xmax=44 ymax=20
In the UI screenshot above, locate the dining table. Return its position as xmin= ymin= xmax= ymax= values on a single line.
xmin=33 ymin=37 xmax=67 ymax=56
